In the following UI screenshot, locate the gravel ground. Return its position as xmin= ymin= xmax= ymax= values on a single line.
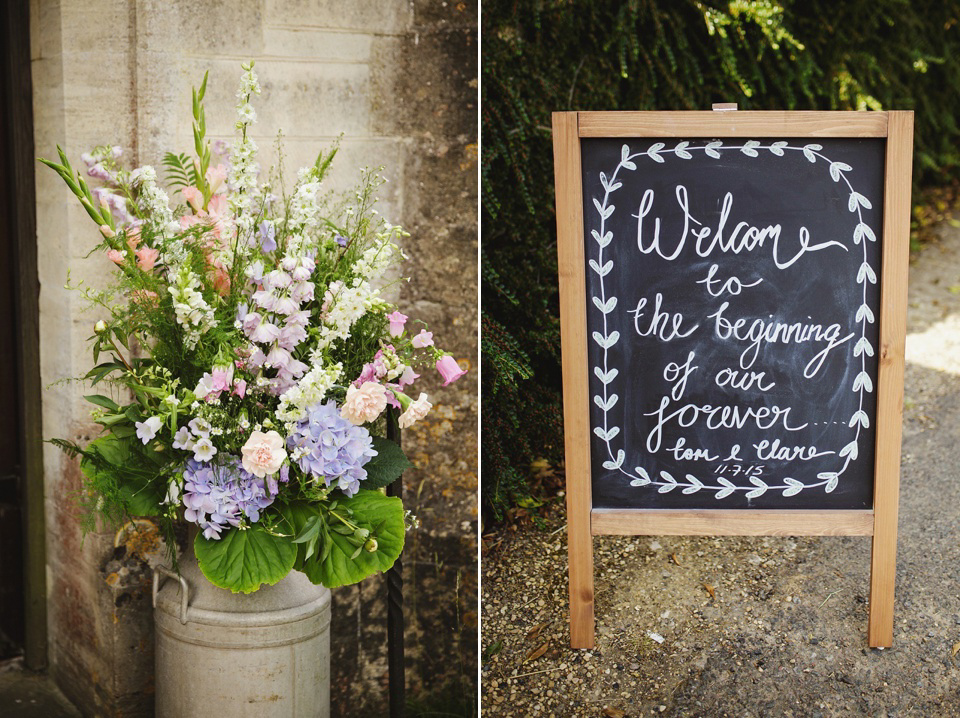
xmin=480 ymin=223 xmax=960 ymax=717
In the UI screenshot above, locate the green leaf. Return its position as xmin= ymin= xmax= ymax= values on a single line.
xmin=84 ymin=394 xmax=120 ymax=412
xmin=301 ymin=490 xmax=405 ymax=589
xmin=194 ymin=524 xmax=297 ymax=594
xmin=362 ymin=437 xmax=413 ymax=490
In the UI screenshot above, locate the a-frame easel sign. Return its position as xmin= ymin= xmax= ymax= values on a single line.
xmin=552 ymin=110 xmax=913 ymax=649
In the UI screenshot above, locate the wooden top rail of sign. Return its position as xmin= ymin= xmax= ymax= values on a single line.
xmin=553 ymin=110 xmax=913 ymax=650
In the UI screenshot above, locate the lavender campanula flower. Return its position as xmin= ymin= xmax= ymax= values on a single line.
xmin=286 ymin=401 xmax=377 ymax=497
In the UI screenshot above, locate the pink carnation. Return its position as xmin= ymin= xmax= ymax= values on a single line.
xmin=340 ymin=381 xmax=388 ymax=426
xmin=240 ymin=430 xmax=287 ymax=478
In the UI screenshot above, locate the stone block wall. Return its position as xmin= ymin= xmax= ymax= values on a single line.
xmin=30 ymin=1 xmax=477 ymax=715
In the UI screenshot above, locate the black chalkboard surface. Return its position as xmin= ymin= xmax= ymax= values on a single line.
xmin=581 ymin=137 xmax=884 ymax=510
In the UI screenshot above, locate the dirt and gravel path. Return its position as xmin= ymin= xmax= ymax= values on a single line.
xmin=481 ymin=223 xmax=960 ymax=717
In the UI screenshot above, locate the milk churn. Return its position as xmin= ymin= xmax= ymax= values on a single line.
xmin=153 ymin=547 xmax=331 ymax=718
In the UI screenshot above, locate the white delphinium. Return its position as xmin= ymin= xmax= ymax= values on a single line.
xmin=228 ymin=62 xmax=262 ymax=241
xmin=276 ymin=361 xmax=343 ymax=424
xmin=168 ymin=265 xmax=218 ymax=349
xmin=353 ymin=222 xmax=408 ymax=283
xmin=313 ymin=278 xmax=378 ymax=354
xmin=289 ymin=168 xmax=323 ymax=233
xmin=131 ymin=165 xmax=174 ymax=236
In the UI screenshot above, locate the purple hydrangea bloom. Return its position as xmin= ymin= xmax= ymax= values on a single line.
xmin=181 ymin=457 xmax=276 ymax=540
xmin=286 ymin=401 xmax=378 ymax=497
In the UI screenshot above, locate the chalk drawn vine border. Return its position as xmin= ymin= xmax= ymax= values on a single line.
xmin=590 ymin=140 xmax=876 ymax=499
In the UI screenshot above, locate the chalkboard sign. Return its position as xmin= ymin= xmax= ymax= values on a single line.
xmin=553 ymin=111 xmax=913 ymax=650
xmin=582 ymin=137 xmax=883 ymax=510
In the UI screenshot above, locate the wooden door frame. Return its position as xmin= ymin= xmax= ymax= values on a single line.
xmin=3 ymin=0 xmax=47 ymax=670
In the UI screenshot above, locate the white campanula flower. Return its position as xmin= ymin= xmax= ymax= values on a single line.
xmin=188 ymin=417 xmax=212 ymax=437
xmin=172 ymin=426 xmax=194 ymax=451
xmin=163 ymin=479 xmax=181 ymax=506
xmin=192 ymin=437 xmax=217 ymax=462
xmin=164 ymin=395 xmax=180 ymax=408
xmin=135 ymin=416 xmax=163 ymax=445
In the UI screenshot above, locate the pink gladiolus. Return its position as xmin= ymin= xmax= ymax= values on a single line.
xmin=412 ymin=330 xmax=434 ymax=348
xmin=436 ymin=355 xmax=467 ymax=385
xmin=100 ymin=224 xmax=116 ymax=239
xmin=206 ymin=164 xmax=227 ymax=194
xmin=135 ymin=247 xmax=159 ymax=271
xmin=182 ymin=186 xmax=204 ymax=213
xmin=106 ymin=249 xmax=124 ymax=264
xmin=211 ymin=264 xmax=231 ymax=296
xmin=386 ymin=311 xmax=407 ymax=337
xmin=125 ymin=226 xmax=141 ymax=251
xmin=131 ymin=290 xmax=159 ymax=305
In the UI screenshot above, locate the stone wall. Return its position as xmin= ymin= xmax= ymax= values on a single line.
xmin=30 ymin=1 xmax=476 ymax=715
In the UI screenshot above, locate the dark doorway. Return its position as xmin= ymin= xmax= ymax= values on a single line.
xmin=1 ymin=0 xmax=45 ymax=668
xmin=0 ymin=3 xmax=26 ymax=661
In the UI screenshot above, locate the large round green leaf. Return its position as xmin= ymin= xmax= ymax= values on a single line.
xmin=194 ymin=524 xmax=297 ymax=594
xmin=300 ymin=490 xmax=406 ymax=589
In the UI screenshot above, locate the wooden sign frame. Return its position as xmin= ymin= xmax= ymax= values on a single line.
xmin=552 ymin=111 xmax=913 ymax=649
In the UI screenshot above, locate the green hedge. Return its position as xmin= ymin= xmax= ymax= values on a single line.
xmin=481 ymin=0 xmax=960 ymax=522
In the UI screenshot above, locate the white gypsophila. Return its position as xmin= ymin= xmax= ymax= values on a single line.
xmin=275 ymin=360 xmax=343 ymax=424
xmin=168 ymin=266 xmax=217 ymax=349
xmin=313 ymin=279 xmax=377 ymax=354
xmin=131 ymin=165 xmax=174 ymax=236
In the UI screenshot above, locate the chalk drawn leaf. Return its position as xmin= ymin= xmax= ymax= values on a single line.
xmin=852 ymin=371 xmax=873 ymax=393
xmin=855 ymin=303 xmax=875 ymax=324
xmin=646 ymin=142 xmax=665 ymax=163
xmin=589 ymin=259 xmax=614 ymax=277
xmin=802 ymin=144 xmax=822 ymax=162
xmin=848 ymin=191 xmax=872 ymax=211
xmin=635 ymin=466 xmax=650 ymax=481
xmin=599 ymin=171 xmax=609 ymax=190
xmin=591 ymin=229 xmax=613 ymax=248
xmin=749 ymin=476 xmax=767 ymax=488
xmin=741 ymin=140 xmax=760 ymax=157
xmin=854 ymin=337 xmax=874 ymax=358
xmin=674 ymin=141 xmax=692 ymax=159
xmin=660 ymin=470 xmax=677 ymax=484
xmin=593 ymin=426 xmax=620 ymax=441
xmin=849 ymin=410 xmax=870 ymax=429
xmin=769 ymin=141 xmax=788 ymax=156
xmin=621 ymin=144 xmax=631 ymax=163
xmin=705 ymin=141 xmax=723 ymax=158
xmin=829 ymin=161 xmax=852 ymax=182
xmin=682 ymin=474 xmax=703 ymax=494
xmin=608 ymin=181 xmax=622 ymax=192
xmin=602 ymin=460 xmax=618 ymax=470
xmin=622 ymin=159 xmax=637 ymax=171
xmin=860 ymin=223 xmax=877 ymax=242
xmin=715 ymin=486 xmax=735 ymax=500
xmin=782 ymin=478 xmax=804 ymax=497
xmin=592 ymin=296 xmax=618 ymax=314
xmin=594 ymin=367 xmax=619 ymax=384
xmin=658 ymin=471 xmax=678 ymax=493
xmin=602 ymin=450 xmax=626 ymax=471
xmin=745 ymin=486 xmax=766 ymax=499
xmin=593 ymin=394 xmax=618 ymax=411
xmin=856 ymin=262 xmax=877 ymax=285
xmin=820 ymin=473 xmax=840 ymax=493
xmin=717 ymin=477 xmax=735 ymax=489
xmin=630 ymin=478 xmax=649 ymax=487
xmin=592 ymin=330 xmax=620 ymax=349
xmin=839 ymin=440 xmax=859 ymax=460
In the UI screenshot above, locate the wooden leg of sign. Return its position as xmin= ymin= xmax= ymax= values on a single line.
xmin=868 ymin=110 xmax=913 ymax=648
xmin=567 ymin=504 xmax=595 ymax=649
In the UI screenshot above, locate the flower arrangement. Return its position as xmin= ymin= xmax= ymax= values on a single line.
xmin=43 ymin=62 xmax=466 ymax=593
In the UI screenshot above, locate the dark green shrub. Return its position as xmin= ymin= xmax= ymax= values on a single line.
xmin=481 ymin=0 xmax=960 ymax=523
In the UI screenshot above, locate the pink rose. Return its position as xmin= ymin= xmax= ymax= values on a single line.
xmin=240 ymin=430 xmax=287 ymax=478
xmin=412 ymin=330 xmax=434 ymax=348
xmin=341 ymin=381 xmax=388 ymax=426
xmin=135 ymin=247 xmax=160 ymax=271
xmin=398 ymin=392 xmax=432 ymax=429
xmin=386 ymin=311 xmax=408 ymax=337
xmin=436 ymin=355 xmax=467 ymax=385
